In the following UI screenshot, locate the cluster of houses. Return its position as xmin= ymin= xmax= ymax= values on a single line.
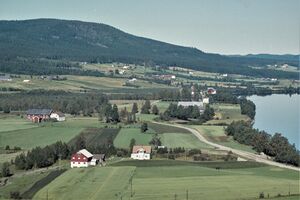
xmin=26 ymin=109 xmax=65 ymax=123
xmin=70 ymin=146 xmax=151 ymax=168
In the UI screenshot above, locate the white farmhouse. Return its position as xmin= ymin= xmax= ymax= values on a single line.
xmin=131 ymin=145 xmax=151 ymax=160
xmin=50 ymin=112 xmax=65 ymax=121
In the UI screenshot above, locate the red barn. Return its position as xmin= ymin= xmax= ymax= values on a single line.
xmin=71 ymin=149 xmax=98 ymax=168
xmin=26 ymin=109 xmax=53 ymax=123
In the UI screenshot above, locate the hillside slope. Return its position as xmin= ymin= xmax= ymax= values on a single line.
xmin=0 ymin=19 xmax=297 ymax=78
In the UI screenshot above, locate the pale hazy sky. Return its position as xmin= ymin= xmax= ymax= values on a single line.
xmin=0 ymin=0 xmax=299 ymax=55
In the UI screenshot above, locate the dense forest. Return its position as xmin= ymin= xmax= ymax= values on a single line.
xmin=226 ymin=121 xmax=299 ymax=167
xmin=0 ymin=19 xmax=298 ymax=79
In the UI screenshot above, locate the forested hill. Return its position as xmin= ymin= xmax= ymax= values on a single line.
xmin=0 ymin=18 xmax=298 ymax=78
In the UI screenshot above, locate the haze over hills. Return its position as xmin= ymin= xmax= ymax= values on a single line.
xmin=0 ymin=18 xmax=298 ymax=78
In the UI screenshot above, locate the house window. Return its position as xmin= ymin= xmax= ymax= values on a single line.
xmin=84 ymin=162 xmax=86 ymax=164
xmin=73 ymin=162 xmax=75 ymax=164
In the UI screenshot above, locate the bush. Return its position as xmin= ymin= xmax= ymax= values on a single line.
xmin=188 ymin=149 xmax=202 ymax=156
xmin=10 ymin=191 xmax=22 ymax=199
xmin=259 ymin=192 xmax=265 ymax=199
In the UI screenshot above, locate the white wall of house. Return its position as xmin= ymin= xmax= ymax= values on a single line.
xmin=131 ymin=152 xmax=150 ymax=160
xmin=70 ymin=161 xmax=89 ymax=168
xmin=50 ymin=113 xmax=65 ymax=121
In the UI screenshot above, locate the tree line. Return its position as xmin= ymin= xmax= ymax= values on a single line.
xmin=161 ymin=103 xmax=215 ymax=123
xmin=226 ymin=121 xmax=299 ymax=166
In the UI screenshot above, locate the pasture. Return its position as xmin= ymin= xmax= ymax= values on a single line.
xmin=33 ymin=167 xmax=136 ymax=200
xmin=0 ymin=117 xmax=106 ymax=150
xmin=32 ymin=160 xmax=299 ymax=200
xmin=0 ymin=115 xmax=37 ymax=132
xmin=193 ymin=125 xmax=256 ymax=153
xmin=207 ymin=103 xmax=249 ymax=125
xmin=113 ymin=128 xmax=154 ymax=149
xmin=114 ymin=160 xmax=300 ymax=200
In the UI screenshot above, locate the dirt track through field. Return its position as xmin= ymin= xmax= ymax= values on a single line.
xmin=152 ymin=121 xmax=300 ymax=172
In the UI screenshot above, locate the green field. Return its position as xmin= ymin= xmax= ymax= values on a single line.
xmin=0 ymin=170 xmax=52 ymax=199
xmin=113 ymin=128 xmax=154 ymax=149
xmin=0 ymin=115 xmax=37 ymax=132
xmin=34 ymin=167 xmax=135 ymax=200
xmin=160 ymin=132 xmax=213 ymax=149
xmin=207 ymin=103 xmax=249 ymax=125
xmin=193 ymin=125 xmax=256 ymax=153
xmin=33 ymin=160 xmax=299 ymax=200
xmin=0 ymin=117 xmax=106 ymax=150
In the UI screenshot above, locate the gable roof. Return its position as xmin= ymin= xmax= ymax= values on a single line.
xmin=132 ymin=145 xmax=152 ymax=154
xmin=26 ymin=109 xmax=53 ymax=115
xmin=78 ymin=149 xmax=93 ymax=158
xmin=52 ymin=111 xmax=65 ymax=117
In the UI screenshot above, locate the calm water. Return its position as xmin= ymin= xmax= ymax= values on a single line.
xmin=248 ymin=94 xmax=300 ymax=149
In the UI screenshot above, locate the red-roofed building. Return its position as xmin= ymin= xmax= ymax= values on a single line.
xmin=70 ymin=149 xmax=101 ymax=168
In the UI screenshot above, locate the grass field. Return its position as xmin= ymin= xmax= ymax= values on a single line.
xmin=0 ymin=115 xmax=37 ymax=132
xmin=193 ymin=125 xmax=256 ymax=153
xmin=160 ymin=133 xmax=213 ymax=149
xmin=207 ymin=103 xmax=249 ymax=125
xmin=0 ymin=170 xmax=52 ymax=199
xmin=33 ymin=167 xmax=136 ymax=200
xmin=113 ymin=128 xmax=154 ymax=149
xmin=68 ymin=128 xmax=120 ymax=147
xmin=0 ymin=117 xmax=107 ymax=150
xmin=33 ymin=160 xmax=299 ymax=200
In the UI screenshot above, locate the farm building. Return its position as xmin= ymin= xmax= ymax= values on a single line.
xmin=0 ymin=75 xmax=12 ymax=81
xmin=177 ymin=101 xmax=204 ymax=113
xmin=207 ymin=87 xmax=217 ymax=95
xmin=26 ymin=109 xmax=65 ymax=123
xmin=50 ymin=112 xmax=66 ymax=121
xmin=131 ymin=145 xmax=151 ymax=160
xmin=26 ymin=109 xmax=53 ymax=123
xmin=70 ymin=149 xmax=105 ymax=168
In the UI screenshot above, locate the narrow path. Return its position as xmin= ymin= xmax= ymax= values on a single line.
xmin=152 ymin=121 xmax=300 ymax=172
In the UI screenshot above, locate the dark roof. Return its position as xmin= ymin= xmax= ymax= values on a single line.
xmin=93 ymin=154 xmax=105 ymax=160
xmin=26 ymin=109 xmax=53 ymax=115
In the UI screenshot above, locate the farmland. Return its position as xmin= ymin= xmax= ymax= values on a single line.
xmin=0 ymin=117 xmax=108 ymax=150
xmin=192 ymin=125 xmax=256 ymax=153
xmin=33 ymin=167 xmax=136 ymax=200
xmin=32 ymin=160 xmax=300 ymax=200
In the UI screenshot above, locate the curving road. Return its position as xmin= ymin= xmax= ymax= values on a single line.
xmin=152 ymin=121 xmax=300 ymax=172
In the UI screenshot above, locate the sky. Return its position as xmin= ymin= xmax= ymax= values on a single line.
xmin=0 ymin=0 xmax=299 ymax=55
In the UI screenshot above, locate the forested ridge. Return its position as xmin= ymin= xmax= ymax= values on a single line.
xmin=0 ymin=19 xmax=298 ymax=79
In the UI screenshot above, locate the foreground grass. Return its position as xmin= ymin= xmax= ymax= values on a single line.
xmin=0 ymin=170 xmax=51 ymax=199
xmin=33 ymin=160 xmax=299 ymax=200
xmin=34 ymin=167 xmax=135 ymax=200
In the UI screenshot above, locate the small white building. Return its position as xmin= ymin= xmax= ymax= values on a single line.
xmin=177 ymin=101 xmax=204 ymax=113
xmin=23 ymin=80 xmax=31 ymax=83
xmin=50 ymin=112 xmax=65 ymax=121
xmin=131 ymin=145 xmax=151 ymax=160
xmin=203 ymin=97 xmax=209 ymax=104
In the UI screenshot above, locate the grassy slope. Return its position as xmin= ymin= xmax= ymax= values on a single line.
xmin=160 ymin=133 xmax=213 ymax=149
xmin=113 ymin=128 xmax=153 ymax=149
xmin=0 ymin=117 xmax=105 ymax=150
xmin=33 ymin=160 xmax=299 ymax=200
xmin=193 ymin=125 xmax=256 ymax=153
xmin=0 ymin=116 xmax=37 ymax=132
xmin=206 ymin=103 xmax=249 ymax=125
xmin=33 ymin=167 xmax=135 ymax=200
xmin=0 ymin=170 xmax=51 ymax=199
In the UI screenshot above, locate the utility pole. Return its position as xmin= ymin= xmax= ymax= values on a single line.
xmin=130 ymin=176 xmax=133 ymax=197
xmin=46 ymin=189 xmax=48 ymax=200
xmin=289 ymin=183 xmax=291 ymax=196
xmin=186 ymin=189 xmax=189 ymax=200
xmin=174 ymin=193 xmax=177 ymax=200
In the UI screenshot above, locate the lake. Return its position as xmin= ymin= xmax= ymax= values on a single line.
xmin=248 ymin=94 xmax=300 ymax=149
